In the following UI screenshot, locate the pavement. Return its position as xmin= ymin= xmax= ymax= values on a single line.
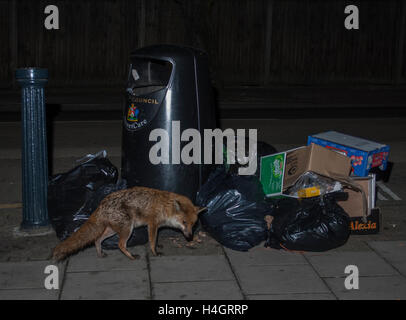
xmin=0 ymin=106 xmax=406 ymax=300
xmin=2 ymin=241 xmax=406 ymax=300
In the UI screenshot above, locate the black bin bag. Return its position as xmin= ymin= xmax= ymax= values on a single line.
xmin=48 ymin=151 xmax=148 ymax=249
xmin=196 ymin=168 xmax=270 ymax=251
xmin=265 ymin=192 xmax=351 ymax=252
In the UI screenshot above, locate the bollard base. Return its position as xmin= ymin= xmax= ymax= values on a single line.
xmin=13 ymin=225 xmax=55 ymax=238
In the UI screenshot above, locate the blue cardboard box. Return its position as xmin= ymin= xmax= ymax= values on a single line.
xmin=307 ymin=131 xmax=390 ymax=177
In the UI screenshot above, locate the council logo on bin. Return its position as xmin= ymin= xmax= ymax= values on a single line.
xmin=127 ymin=104 xmax=140 ymax=122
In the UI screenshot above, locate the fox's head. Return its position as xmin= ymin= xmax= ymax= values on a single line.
xmin=171 ymin=196 xmax=206 ymax=240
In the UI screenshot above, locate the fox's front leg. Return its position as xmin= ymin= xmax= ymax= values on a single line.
xmin=148 ymin=223 xmax=161 ymax=256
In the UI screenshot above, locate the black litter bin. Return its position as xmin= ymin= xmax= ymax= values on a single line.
xmin=121 ymin=45 xmax=216 ymax=201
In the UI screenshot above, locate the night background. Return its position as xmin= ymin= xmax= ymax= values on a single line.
xmin=0 ymin=0 xmax=406 ymax=302
xmin=1 ymin=0 xmax=405 ymax=119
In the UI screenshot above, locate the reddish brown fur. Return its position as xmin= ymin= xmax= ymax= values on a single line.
xmin=52 ymin=186 xmax=204 ymax=261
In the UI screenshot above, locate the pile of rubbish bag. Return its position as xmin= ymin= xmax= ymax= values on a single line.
xmin=195 ymin=140 xmax=353 ymax=252
xmin=196 ymin=168 xmax=351 ymax=252
xmin=48 ymin=135 xmax=365 ymax=254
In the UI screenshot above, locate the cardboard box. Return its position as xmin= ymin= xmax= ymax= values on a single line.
xmin=338 ymin=173 xmax=381 ymax=235
xmin=307 ymin=131 xmax=390 ymax=177
xmin=337 ymin=174 xmax=376 ymax=218
xmin=260 ymin=143 xmax=352 ymax=197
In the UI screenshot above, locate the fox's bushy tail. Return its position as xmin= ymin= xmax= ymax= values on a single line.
xmin=52 ymin=210 xmax=105 ymax=261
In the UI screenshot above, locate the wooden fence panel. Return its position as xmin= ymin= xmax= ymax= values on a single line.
xmin=0 ymin=0 xmax=404 ymax=88
xmin=0 ymin=0 xmax=11 ymax=87
xmin=269 ymin=0 xmax=400 ymax=84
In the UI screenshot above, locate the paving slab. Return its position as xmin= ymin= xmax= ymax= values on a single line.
xmin=325 ymin=275 xmax=406 ymax=300
xmin=0 ymin=260 xmax=66 ymax=289
xmin=60 ymin=269 xmax=150 ymax=299
xmin=325 ymin=236 xmax=375 ymax=252
xmin=153 ymin=280 xmax=243 ymax=300
xmin=224 ymin=246 xmax=307 ymax=266
xmin=67 ymin=245 xmax=147 ymax=272
xmin=150 ymin=255 xmax=234 ymax=283
xmin=368 ymin=241 xmax=406 ymax=263
xmin=246 ymin=293 xmax=336 ymax=300
xmin=367 ymin=241 xmax=406 ymax=277
xmin=305 ymin=251 xmax=399 ymax=278
xmin=232 ymin=264 xmax=330 ymax=295
xmin=0 ymin=288 xmax=59 ymax=300
xmin=390 ymin=262 xmax=406 ymax=276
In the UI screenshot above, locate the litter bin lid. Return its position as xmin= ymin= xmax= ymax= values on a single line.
xmin=131 ymin=44 xmax=206 ymax=63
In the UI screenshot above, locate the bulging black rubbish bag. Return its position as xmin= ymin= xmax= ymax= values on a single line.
xmin=196 ymin=167 xmax=270 ymax=251
xmin=48 ymin=151 xmax=148 ymax=249
xmin=265 ymin=192 xmax=351 ymax=252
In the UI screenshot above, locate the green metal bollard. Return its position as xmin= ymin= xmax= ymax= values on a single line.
xmin=15 ymin=68 xmax=50 ymax=231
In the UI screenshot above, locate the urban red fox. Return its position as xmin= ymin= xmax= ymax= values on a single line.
xmin=52 ymin=186 xmax=205 ymax=261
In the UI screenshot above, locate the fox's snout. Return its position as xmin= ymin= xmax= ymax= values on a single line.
xmin=181 ymin=223 xmax=194 ymax=241
xmin=183 ymin=229 xmax=193 ymax=241
xmin=173 ymin=199 xmax=204 ymax=242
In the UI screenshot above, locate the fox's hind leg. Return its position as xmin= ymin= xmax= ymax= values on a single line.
xmin=95 ymin=226 xmax=116 ymax=258
xmin=113 ymin=224 xmax=139 ymax=260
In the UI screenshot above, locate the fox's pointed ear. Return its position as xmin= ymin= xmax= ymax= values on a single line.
xmin=174 ymin=200 xmax=181 ymax=212
xmin=196 ymin=207 xmax=207 ymax=214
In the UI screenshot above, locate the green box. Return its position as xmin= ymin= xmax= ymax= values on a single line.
xmin=260 ymin=152 xmax=286 ymax=196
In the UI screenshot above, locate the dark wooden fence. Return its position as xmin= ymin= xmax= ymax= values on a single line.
xmin=1 ymin=0 xmax=405 ymax=88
